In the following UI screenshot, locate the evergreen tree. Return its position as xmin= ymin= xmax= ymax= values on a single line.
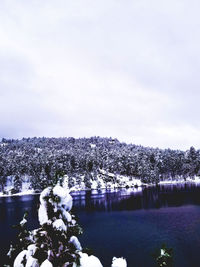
xmin=6 ymin=184 xmax=126 ymax=267
xmin=84 ymin=172 xmax=92 ymax=189
xmin=12 ymin=174 xmax=22 ymax=193
xmin=155 ymin=244 xmax=173 ymax=267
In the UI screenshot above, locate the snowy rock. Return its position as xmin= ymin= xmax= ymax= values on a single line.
xmin=38 ymin=203 xmax=48 ymax=225
xmin=25 ymin=256 xmax=39 ymax=267
xmin=69 ymin=236 xmax=82 ymax=250
xmin=52 ymin=219 xmax=67 ymax=231
xmin=79 ymin=252 xmax=103 ymax=267
xmin=14 ymin=250 xmax=28 ymax=267
xmin=40 ymin=259 xmax=53 ymax=267
xmin=111 ymin=257 xmax=127 ymax=267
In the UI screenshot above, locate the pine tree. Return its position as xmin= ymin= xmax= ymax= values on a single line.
xmin=155 ymin=244 xmax=173 ymax=267
xmin=6 ymin=184 xmax=117 ymax=267
xmin=12 ymin=174 xmax=22 ymax=193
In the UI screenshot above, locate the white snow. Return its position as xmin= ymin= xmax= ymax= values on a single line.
xmin=159 ymin=180 xmax=185 ymax=185
xmin=40 ymin=259 xmax=53 ymax=267
xmin=161 ymin=249 xmax=165 ymax=256
xmin=62 ymin=175 xmax=69 ymax=189
xmin=20 ymin=217 xmax=27 ymax=226
xmin=79 ymin=252 xmax=103 ymax=267
xmin=22 ymin=181 xmax=32 ymax=192
xmin=69 ymin=236 xmax=82 ymax=250
xmin=38 ymin=203 xmax=49 ymax=225
xmin=0 ymin=170 xmax=143 ymax=197
xmin=52 ymin=219 xmax=67 ymax=231
xmin=16 ymin=189 xmax=35 ymax=196
xmin=53 ymin=185 xmax=73 ymax=211
xmin=111 ymin=257 xmax=127 ymax=267
xmin=11 ymin=183 xmax=130 ymax=267
xmin=99 ymin=169 xmax=107 ymax=175
xmin=53 ymin=185 xmax=66 ymax=198
xmin=14 ymin=250 xmax=28 ymax=267
xmin=61 ymin=208 xmax=72 ymax=222
xmin=27 ymin=244 xmax=37 ymax=257
xmin=90 ymin=143 xmax=96 ymax=148
xmin=91 ymin=180 xmax=98 ymax=190
xmin=188 ymin=176 xmax=200 ymax=183
xmin=7 ymin=244 xmax=14 ymax=258
xmin=40 ymin=187 xmax=51 ymax=204
xmin=25 ymin=256 xmax=39 ymax=267
xmin=0 ymin=142 xmax=7 ymax=147
xmin=158 ymin=176 xmax=200 ymax=185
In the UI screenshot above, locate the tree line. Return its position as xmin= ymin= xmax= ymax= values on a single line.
xmin=0 ymin=137 xmax=199 ymax=192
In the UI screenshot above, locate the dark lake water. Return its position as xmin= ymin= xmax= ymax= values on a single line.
xmin=1 ymin=183 xmax=200 ymax=266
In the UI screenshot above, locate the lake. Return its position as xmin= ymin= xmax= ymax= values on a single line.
xmin=1 ymin=183 xmax=200 ymax=266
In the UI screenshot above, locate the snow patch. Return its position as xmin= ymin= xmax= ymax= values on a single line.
xmin=25 ymin=256 xmax=39 ymax=267
xmin=14 ymin=250 xmax=28 ymax=267
xmin=40 ymin=259 xmax=53 ymax=267
xmin=111 ymin=257 xmax=127 ymax=267
xmin=61 ymin=208 xmax=72 ymax=222
xmin=53 ymin=185 xmax=73 ymax=211
xmin=40 ymin=187 xmax=51 ymax=204
xmin=38 ymin=204 xmax=48 ymax=225
xmin=52 ymin=219 xmax=67 ymax=231
xmin=27 ymin=244 xmax=37 ymax=257
xmin=79 ymin=252 xmax=103 ymax=267
xmin=69 ymin=236 xmax=82 ymax=250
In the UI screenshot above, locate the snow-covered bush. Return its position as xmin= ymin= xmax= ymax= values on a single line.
xmin=6 ymin=184 xmax=127 ymax=267
xmin=155 ymin=245 xmax=173 ymax=267
xmin=111 ymin=257 xmax=127 ymax=267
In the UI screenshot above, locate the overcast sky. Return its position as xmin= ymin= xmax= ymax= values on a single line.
xmin=1 ymin=0 xmax=200 ymax=150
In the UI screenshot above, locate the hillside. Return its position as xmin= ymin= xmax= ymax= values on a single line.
xmin=0 ymin=137 xmax=199 ymax=194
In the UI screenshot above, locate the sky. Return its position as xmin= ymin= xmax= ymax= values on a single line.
xmin=0 ymin=0 xmax=200 ymax=150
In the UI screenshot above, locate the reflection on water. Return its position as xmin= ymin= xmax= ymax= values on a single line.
xmin=71 ymin=183 xmax=200 ymax=212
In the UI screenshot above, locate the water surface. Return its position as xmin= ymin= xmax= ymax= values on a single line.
xmin=1 ymin=184 xmax=200 ymax=266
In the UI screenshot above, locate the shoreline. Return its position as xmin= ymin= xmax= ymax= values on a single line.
xmin=1 ymin=178 xmax=200 ymax=198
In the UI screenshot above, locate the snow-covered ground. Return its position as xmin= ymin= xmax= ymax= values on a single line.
xmin=0 ymin=176 xmax=36 ymax=197
xmin=158 ymin=176 xmax=200 ymax=185
xmin=69 ymin=170 xmax=142 ymax=192
xmin=1 ymin=172 xmax=200 ymax=198
xmin=0 ymin=189 xmax=37 ymax=197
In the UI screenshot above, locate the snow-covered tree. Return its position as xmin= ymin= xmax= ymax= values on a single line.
xmin=12 ymin=174 xmax=22 ymax=193
xmin=155 ymin=245 xmax=173 ymax=267
xmin=6 ymin=184 xmax=127 ymax=267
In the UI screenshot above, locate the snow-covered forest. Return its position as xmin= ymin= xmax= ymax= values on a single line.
xmin=0 ymin=137 xmax=199 ymax=194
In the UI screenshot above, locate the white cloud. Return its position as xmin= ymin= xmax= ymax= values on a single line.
xmin=0 ymin=0 xmax=200 ymax=150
